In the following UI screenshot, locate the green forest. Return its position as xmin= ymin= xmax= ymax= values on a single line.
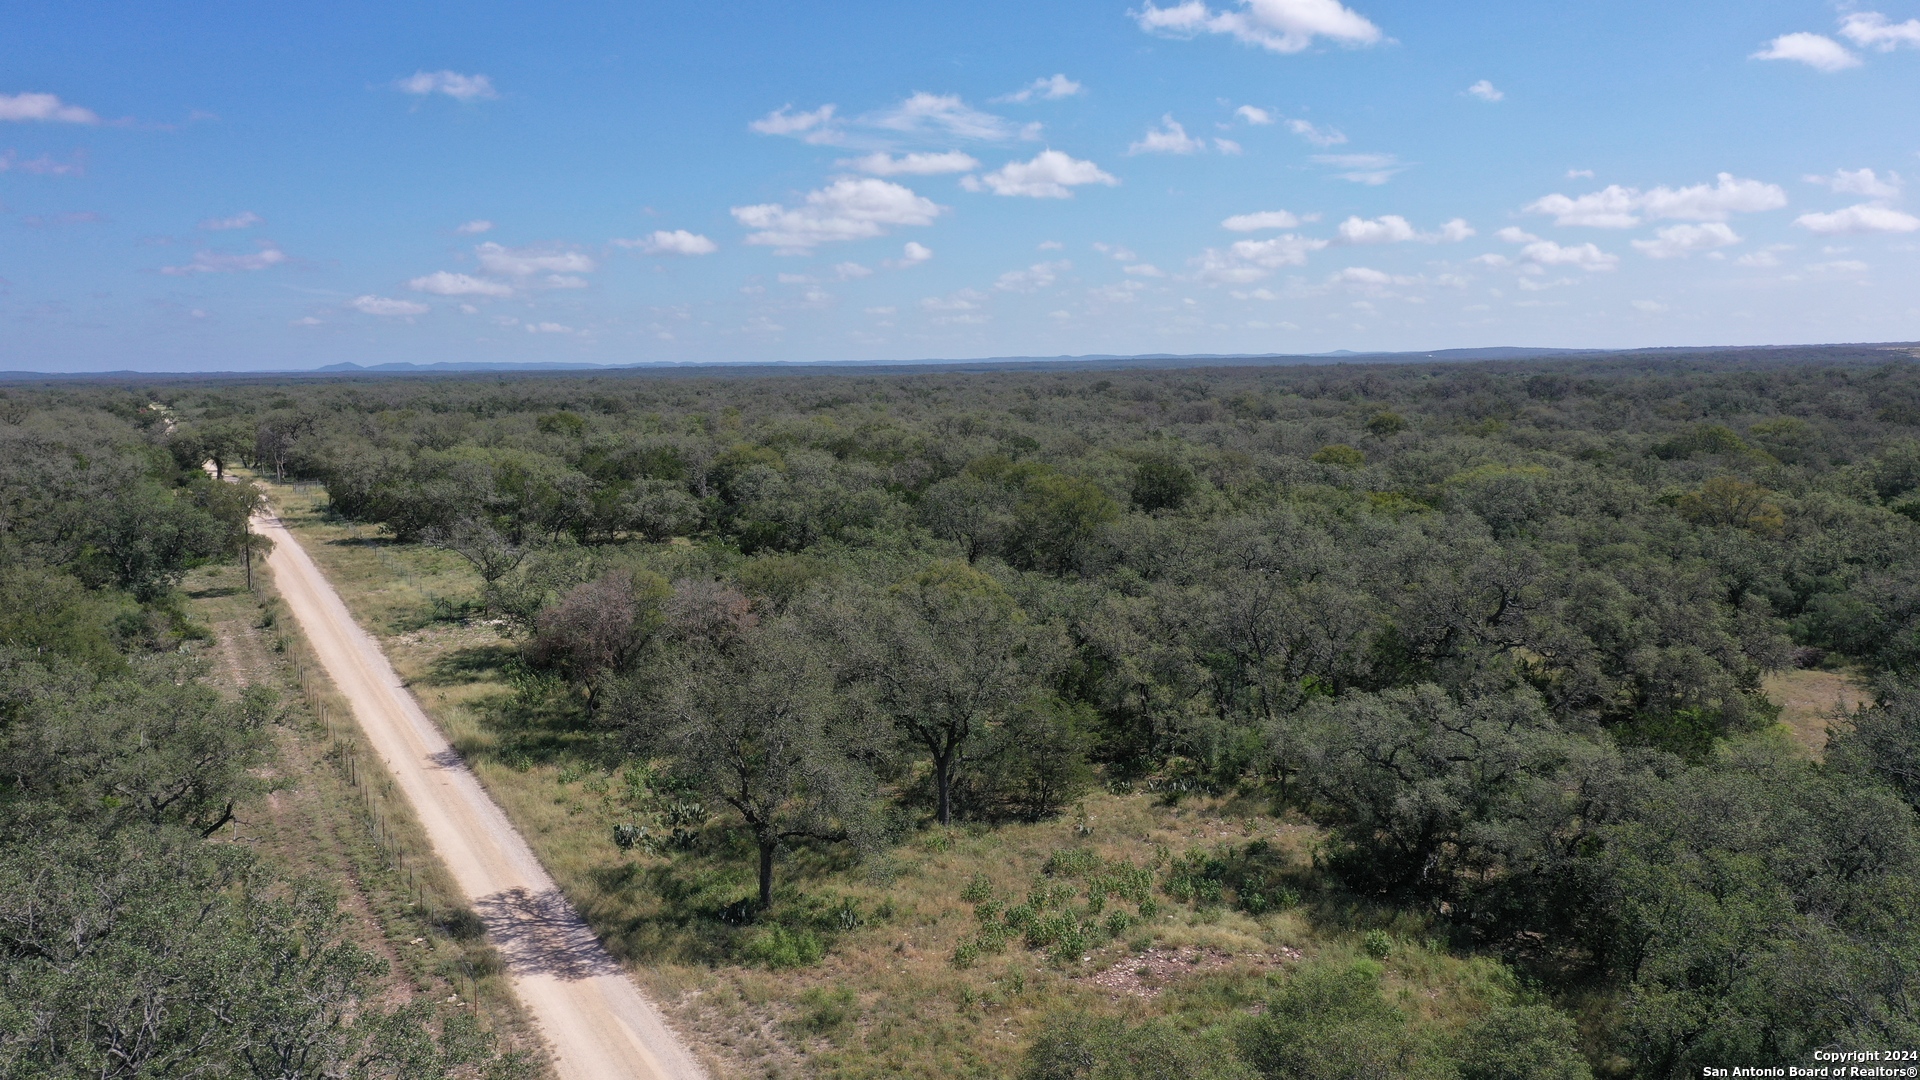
xmin=5 ymin=350 xmax=1920 ymax=1079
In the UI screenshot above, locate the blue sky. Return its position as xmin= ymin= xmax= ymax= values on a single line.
xmin=3 ymin=0 xmax=1918 ymax=371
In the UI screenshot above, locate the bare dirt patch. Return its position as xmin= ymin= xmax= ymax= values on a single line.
xmin=1085 ymin=944 xmax=1302 ymax=999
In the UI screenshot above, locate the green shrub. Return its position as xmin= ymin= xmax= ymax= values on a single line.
xmin=1024 ymin=909 xmax=1080 ymax=951
xmin=1311 ymin=444 xmax=1366 ymax=468
xmin=1043 ymin=847 xmax=1102 ymax=878
xmin=741 ymin=925 xmax=825 ymax=969
xmin=1022 ymin=1013 xmax=1254 ymax=1080
xmin=1237 ymin=960 xmax=1447 ymax=1080
xmin=1459 ymin=1004 xmax=1592 ymax=1080
xmin=1097 ymin=862 xmax=1154 ymax=904
xmin=794 ymin=986 xmax=857 ymax=1035
xmin=960 ymin=872 xmax=995 ymax=904
xmin=951 ymin=940 xmax=981 ymax=969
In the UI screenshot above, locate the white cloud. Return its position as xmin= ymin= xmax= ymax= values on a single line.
xmin=753 ymin=94 xmax=1037 ymax=147
xmin=1215 ymin=138 xmax=1243 ymax=154
xmin=615 ymin=229 xmax=719 ymax=255
xmin=921 ymin=289 xmax=987 ymax=313
xmin=526 ymin=321 xmax=575 ymax=334
xmin=996 ymin=260 xmax=1072 ymax=292
xmin=159 ymin=246 xmax=289 ymax=275
xmin=1806 ymin=167 xmax=1901 ymax=199
xmin=1337 ymin=215 xmax=1417 ymax=243
xmin=198 ymin=211 xmax=261 ymax=231
xmin=1313 ymin=152 xmax=1404 ymax=184
xmin=1520 ymin=239 xmax=1618 ymax=270
xmin=1222 ymin=210 xmax=1303 ymax=231
xmin=396 ymin=71 xmax=498 ymax=102
xmin=0 ymin=92 xmax=100 ymax=124
xmin=408 ymin=271 xmax=513 ymax=297
xmin=998 ymin=75 xmax=1084 ymax=103
xmin=352 ymin=295 xmax=430 ymax=316
xmin=1794 ymin=203 xmax=1920 ymax=234
xmin=292 ymin=316 xmax=323 ymax=326
xmin=1633 ymin=300 xmax=1668 ymax=313
xmin=475 ymin=242 xmax=597 ymax=276
xmin=455 ymin=219 xmax=494 ymax=235
xmin=1525 ymin=173 xmax=1786 ymax=227
xmin=1093 ymin=242 xmax=1137 ymax=260
xmin=1807 ymin=259 xmax=1870 ymax=275
xmin=1527 ymin=185 xmax=1640 ymax=228
xmin=732 ymin=177 xmax=943 ymax=250
xmin=1037 ymin=240 xmax=1065 ymax=250
xmin=1130 ymin=115 xmax=1206 ymax=155
xmin=748 ymin=103 xmax=840 ymax=143
xmin=1466 ymin=80 xmax=1504 ymax=102
xmin=1752 ymin=33 xmax=1861 ymax=72
xmin=1641 ymin=174 xmax=1788 ymax=220
xmin=1286 ymin=118 xmax=1347 ymax=146
xmin=0 ymin=150 xmax=83 ymax=176
xmin=892 ymin=241 xmax=935 ymax=267
xmin=1839 ymin=11 xmax=1920 ymax=50
xmin=1125 ymin=263 xmax=1167 ymax=277
xmin=962 ymin=150 xmax=1118 ymax=198
xmin=1335 ymin=216 xmax=1473 ymax=243
xmin=1193 ymin=234 xmax=1330 ymax=282
xmin=1632 ymin=222 xmax=1742 ymax=259
xmin=841 ymin=151 xmax=980 ymax=176
xmin=1495 ymin=227 xmax=1616 ymax=269
xmin=870 ymin=93 xmax=1022 ymax=141
xmin=1133 ymin=0 xmax=1384 ymax=54
xmin=545 ymin=274 xmax=588 ymax=289
xmin=1736 ymin=249 xmax=1783 ymax=267
xmin=1236 ymin=105 xmax=1274 ymax=125
xmin=834 ymin=261 xmax=874 ymax=279
xmin=1331 ymin=266 xmax=1415 ymax=286
xmin=1566 ymin=169 xmax=1595 ymax=179
xmin=1090 ymin=281 xmax=1149 ymax=303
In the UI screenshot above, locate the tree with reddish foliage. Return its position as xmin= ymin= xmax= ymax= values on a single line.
xmin=529 ymin=568 xmax=669 ymax=710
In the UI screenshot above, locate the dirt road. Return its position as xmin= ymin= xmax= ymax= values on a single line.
xmin=253 ymin=508 xmax=706 ymax=1080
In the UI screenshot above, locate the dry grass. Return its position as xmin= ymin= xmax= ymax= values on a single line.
xmin=1763 ymin=668 xmax=1872 ymax=759
xmin=252 ymin=477 xmax=1530 ymax=1078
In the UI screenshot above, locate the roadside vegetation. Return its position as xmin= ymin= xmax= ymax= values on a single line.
xmin=0 ymin=402 xmax=536 ymax=1078
xmin=6 ymin=349 xmax=1920 ymax=1079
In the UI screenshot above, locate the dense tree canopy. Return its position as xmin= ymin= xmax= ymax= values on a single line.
xmin=10 ymin=348 xmax=1920 ymax=1076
